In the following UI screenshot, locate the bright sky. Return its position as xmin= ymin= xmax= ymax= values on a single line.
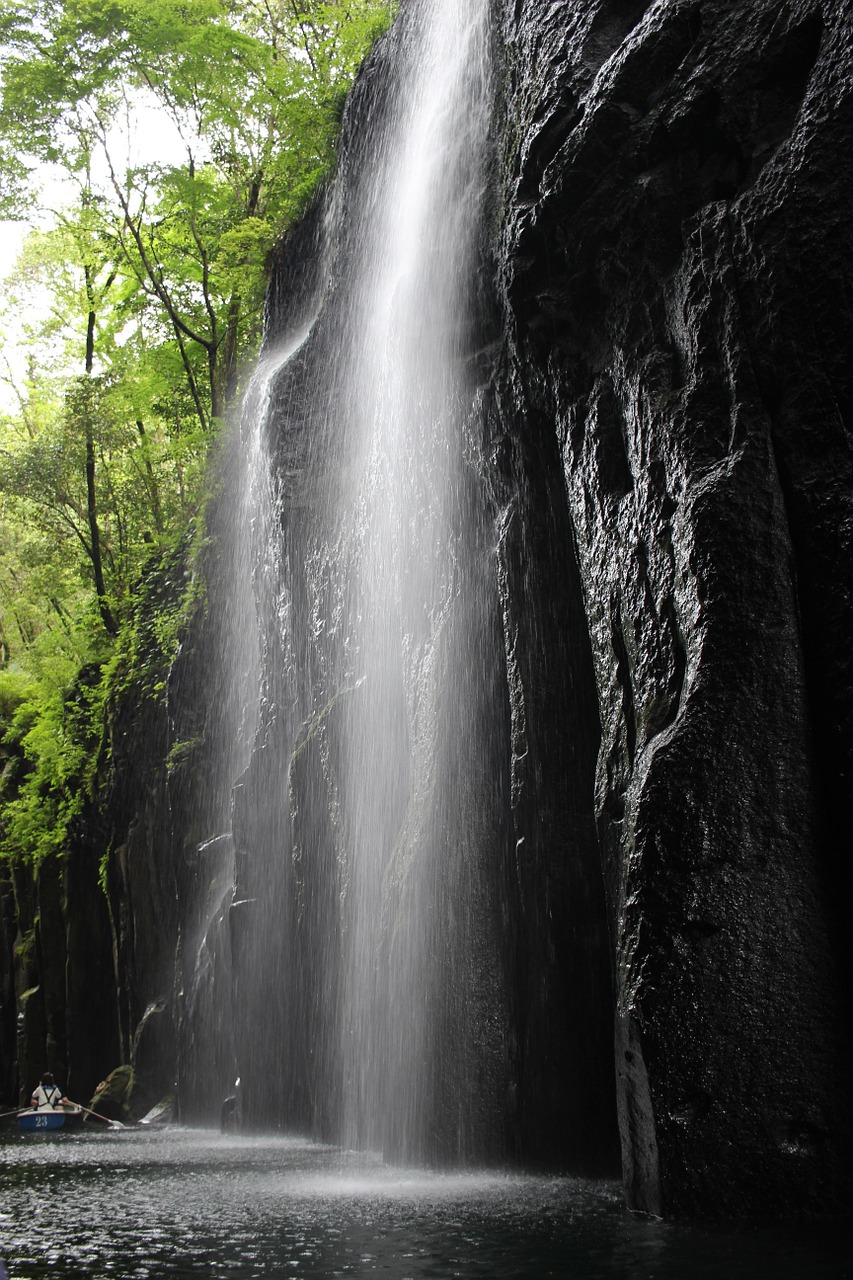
xmin=0 ymin=182 xmax=67 ymax=412
xmin=0 ymin=220 xmax=26 ymax=277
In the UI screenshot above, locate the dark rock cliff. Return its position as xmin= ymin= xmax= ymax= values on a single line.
xmin=494 ymin=0 xmax=852 ymax=1216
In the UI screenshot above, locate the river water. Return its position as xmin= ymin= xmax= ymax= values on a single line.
xmin=0 ymin=1127 xmax=847 ymax=1278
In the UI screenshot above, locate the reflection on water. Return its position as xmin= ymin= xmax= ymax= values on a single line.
xmin=0 ymin=1129 xmax=846 ymax=1278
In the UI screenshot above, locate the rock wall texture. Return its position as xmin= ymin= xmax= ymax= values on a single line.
xmin=0 ymin=823 xmax=120 ymax=1107
xmin=494 ymin=0 xmax=853 ymax=1216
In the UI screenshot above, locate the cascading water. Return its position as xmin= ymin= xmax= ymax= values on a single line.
xmin=226 ymin=0 xmax=511 ymax=1161
xmin=327 ymin=0 xmax=502 ymax=1159
xmin=211 ymin=0 xmax=619 ymax=1173
xmin=173 ymin=328 xmax=308 ymax=1119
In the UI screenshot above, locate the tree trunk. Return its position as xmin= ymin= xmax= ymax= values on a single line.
xmin=135 ymin=421 xmax=165 ymax=538
xmin=84 ymin=300 xmax=117 ymax=636
xmin=220 ymin=295 xmax=242 ymax=411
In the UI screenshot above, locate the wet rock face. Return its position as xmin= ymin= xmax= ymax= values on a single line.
xmin=0 ymin=872 xmax=16 ymax=1099
xmin=496 ymin=0 xmax=852 ymax=1217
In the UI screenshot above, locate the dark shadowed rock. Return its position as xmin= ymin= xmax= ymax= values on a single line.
xmin=89 ymin=1063 xmax=134 ymax=1121
xmin=0 ymin=869 xmax=16 ymax=1101
xmin=496 ymin=0 xmax=852 ymax=1217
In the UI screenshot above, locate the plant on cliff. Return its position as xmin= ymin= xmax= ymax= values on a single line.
xmin=0 ymin=533 xmax=206 ymax=868
xmin=0 ymin=656 xmax=106 ymax=863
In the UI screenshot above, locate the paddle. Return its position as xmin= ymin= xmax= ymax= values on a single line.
xmin=73 ymin=1102 xmax=126 ymax=1129
xmin=0 ymin=1107 xmax=25 ymax=1120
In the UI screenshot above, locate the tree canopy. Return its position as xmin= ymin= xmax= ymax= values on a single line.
xmin=0 ymin=0 xmax=395 ymax=864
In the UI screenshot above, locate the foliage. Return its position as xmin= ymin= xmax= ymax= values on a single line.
xmin=0 ymin=657 xmax=106 ymax=864
xmin=0 ymin=0 xmax=395 ymax=422
xmin=0 ymin=0 xmax=397 ymax=866
xmin=0 ymin=531 xmax=206 ymax=867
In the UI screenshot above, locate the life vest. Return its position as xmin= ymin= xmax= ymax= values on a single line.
xmin=33 ymin=1084 xmax=63 ymax=1109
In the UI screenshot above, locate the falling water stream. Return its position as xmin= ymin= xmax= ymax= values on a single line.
xmin=325 ymin=0 xmax=500 ymax=1159
xmin=222 ymin=0 xmax=511 ymax=1160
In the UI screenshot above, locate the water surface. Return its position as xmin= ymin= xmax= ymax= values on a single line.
xmin=0 ymin=1128 xmax=847 ymax=1278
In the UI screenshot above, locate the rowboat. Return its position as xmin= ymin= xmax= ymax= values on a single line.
xmin=17 ymin=1107 xmax=84 ymax=1133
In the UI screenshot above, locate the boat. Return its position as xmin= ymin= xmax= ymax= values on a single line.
xmin=17 ymin=1107 xmax=84 ymax=1133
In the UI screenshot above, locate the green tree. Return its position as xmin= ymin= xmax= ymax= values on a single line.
xmin=0 ymin=0 xmax=396 ymax=868
xmin=0 ymin=0 xmax=395 ymax=650
xmin=1 ymin=0 xmax=394 ymax=426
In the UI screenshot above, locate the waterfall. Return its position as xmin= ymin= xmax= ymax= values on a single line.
xmin=226 ymin=0 xmax=510 ymax=1160
xmin=173 ymin=329 xmax=310 ymax=1121
xmin=326 ymin=0 xmax=500 ymax=1159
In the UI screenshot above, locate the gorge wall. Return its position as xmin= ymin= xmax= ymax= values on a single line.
xmin=1 ymin=0 xmax=851 ymax=1221
xmin=491 ymin=0 xmax=853 ymax=1218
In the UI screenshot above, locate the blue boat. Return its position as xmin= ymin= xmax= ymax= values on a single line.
xmin=17 ymin=1107 xmax=84 ymax=1133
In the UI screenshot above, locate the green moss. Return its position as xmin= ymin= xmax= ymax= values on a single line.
xmin=165 ymin=736 xmax=204 ymax=773
xmin=13 ymin=927 xmax=37 ymax=970
xmin=89 ymin=1063 xmax=135 ymax=1118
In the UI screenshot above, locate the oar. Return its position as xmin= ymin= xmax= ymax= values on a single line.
xmin=73 ymin=1102 xmax=126 ymax=1129
xmin=0 ymin=1106 xmax=26 ymax=1120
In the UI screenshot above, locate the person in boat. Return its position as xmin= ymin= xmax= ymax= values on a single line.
xmin=30 ymin=1072 xmax=69 ymax=1110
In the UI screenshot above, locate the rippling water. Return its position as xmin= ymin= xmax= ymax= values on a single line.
xmin=0 ymin=1128 xmax=846 ymax=1278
